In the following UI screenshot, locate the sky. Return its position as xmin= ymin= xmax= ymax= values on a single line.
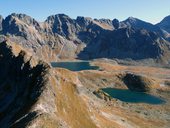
xmin=0 ymin=0 xmax=170 ymax=24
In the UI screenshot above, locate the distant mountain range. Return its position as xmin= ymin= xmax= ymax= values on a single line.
xmin=0 ymin=13 xmax=170 ymax=64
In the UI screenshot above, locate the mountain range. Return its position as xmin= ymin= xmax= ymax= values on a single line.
xmin=0 ymin=14 xmax=170 ymax=127
xmin=0 ymin=13 xmax=170 ymax=64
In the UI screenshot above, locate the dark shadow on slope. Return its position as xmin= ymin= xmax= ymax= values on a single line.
xmin=77 ymin=27 xmax=163 ymax=60
xmin=0 ymin=41 xmax=50 ymax=127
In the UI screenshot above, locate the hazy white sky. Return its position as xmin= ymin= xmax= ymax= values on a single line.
xmin=0 ymin=0 xmax=170 ymax=24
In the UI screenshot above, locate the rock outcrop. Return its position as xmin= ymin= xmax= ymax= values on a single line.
xmin=122 ymin=73 xmax=157 ymax=92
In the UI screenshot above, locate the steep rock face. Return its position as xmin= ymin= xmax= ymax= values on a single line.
xmin=122 ymin=73 xmax=157 ymax=92
xmin=45 ymin=14 xmax=79 ymax=40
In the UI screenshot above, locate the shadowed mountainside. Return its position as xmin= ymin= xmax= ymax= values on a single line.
xmin=0 ymin=41 xmax=52 ymax=127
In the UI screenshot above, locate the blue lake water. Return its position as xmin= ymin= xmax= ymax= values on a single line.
xmin=51 ymin=61 xmax=99 ymax=71
xmin=102 ymin=88 xmax=165 ymax=105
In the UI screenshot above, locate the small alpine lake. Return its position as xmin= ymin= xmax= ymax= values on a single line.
xmin=102 ymin=88 xmax=165 ymax=105
xmin=51 ymin=61 xmax=99 ymax=71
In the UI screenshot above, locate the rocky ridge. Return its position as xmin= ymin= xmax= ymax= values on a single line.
xmin=0 ymin=40 xmax=57 ymax=127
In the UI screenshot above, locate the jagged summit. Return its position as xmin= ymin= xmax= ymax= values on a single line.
xmin=5 ymin=13 xmax=39 ymax=26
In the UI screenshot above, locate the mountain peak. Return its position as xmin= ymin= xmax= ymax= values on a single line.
xmin=157 ymin=15 xmax=170 ymax=33
xmin=5 ymin=13 xmax=38 ymax=26
xmin=127 ymin=16 xmax=137 ymax=22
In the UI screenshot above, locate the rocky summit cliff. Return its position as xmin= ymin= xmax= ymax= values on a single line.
xmin=0 ymin=13 xmax=170 ymax=64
